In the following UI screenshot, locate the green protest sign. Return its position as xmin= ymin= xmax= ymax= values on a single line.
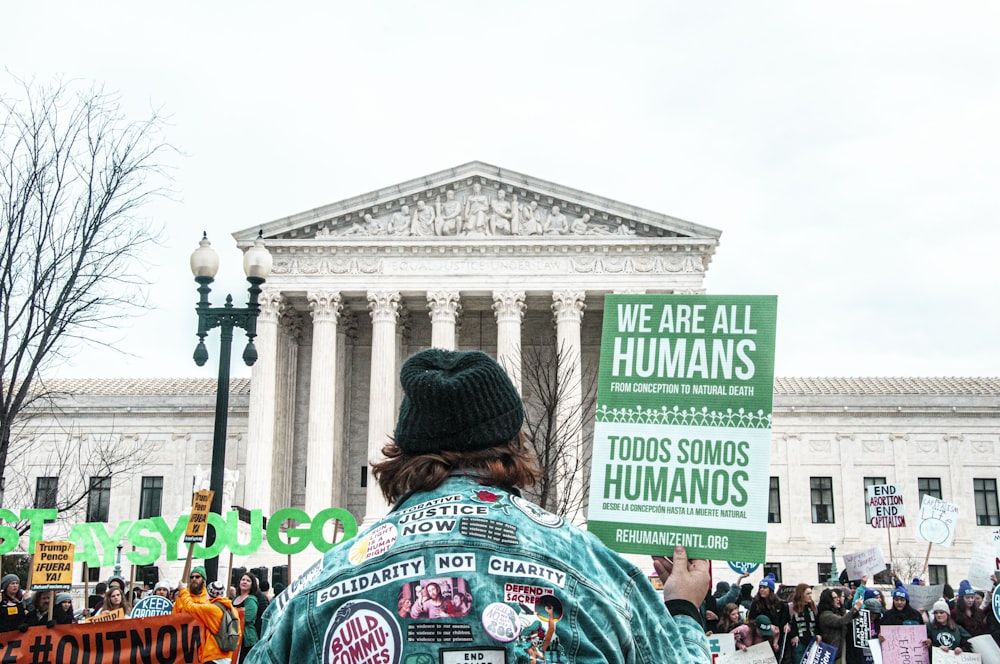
xmin=586 ymin=294 xmax=777 ymax=562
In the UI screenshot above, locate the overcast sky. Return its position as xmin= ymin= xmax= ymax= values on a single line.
xmin=4 ymin=2 xmax=998 ymax=379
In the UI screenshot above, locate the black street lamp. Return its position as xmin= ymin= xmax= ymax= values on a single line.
xmin=828 ymin=544 xmax=838 ymax=585
xmin=190 ymin=232 xmax=272 ymax=583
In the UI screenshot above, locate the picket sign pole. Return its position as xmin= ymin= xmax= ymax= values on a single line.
xmin=180 ymin=542 xmax=196 ymax=587
xmin=921 ymin=541 xmax=933 ymax=578
xmin=129 ymin=545 xmax=137 ymax=591
xmin=47 ymin=590 xmax=54 ymax=621
xmin=83 ymin=562 xmax=90 ymax=618
xmin=887 ymin=524 xmax=894 ymax=572
xmin=227 ymin=551 xmax=234 ymax=590
xmin=286 ymin=523 xmax=293 ymax=584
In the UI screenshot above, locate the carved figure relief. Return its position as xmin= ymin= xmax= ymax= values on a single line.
xmin=322 ymin=181 xmax=640 ymax=239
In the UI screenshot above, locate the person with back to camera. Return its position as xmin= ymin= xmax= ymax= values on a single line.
xmin=248 ymin=348 xmax=711 ymax=663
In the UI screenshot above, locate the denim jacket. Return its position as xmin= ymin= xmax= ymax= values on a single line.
xmin=248 ymin=475 xmax=708 ymax=663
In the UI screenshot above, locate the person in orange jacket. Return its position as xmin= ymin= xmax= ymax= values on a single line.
xmin=174 ymin=566 xmax=240 ymax=664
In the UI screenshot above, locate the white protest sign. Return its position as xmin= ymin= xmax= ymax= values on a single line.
xmin=718 ymin=642 xmax=778 ymax=664
xmin=708 ymin=632 xmax=736 ymax=664
xmin=843 ymin=546 xmax=887 ymax=580
xmin=867 ymin=484 xmax=905 ymax=528
xmin=917 ymin=495 xmax=959 ymax=547
xmin=969 ymin=540 xmax=997 ymax=591
xmin=931 ymin=650 xmax=982 ymax=664
xmin=870 ymin=638 xmax=884 ymax=664
xmin=969 ymin=635 xmax=1000 ymax=664
xmin=906 ymin=584 xmax=945 ymax=612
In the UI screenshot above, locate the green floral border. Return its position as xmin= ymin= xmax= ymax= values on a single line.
xmin=594 ymin=403 xmax=772 ymax=429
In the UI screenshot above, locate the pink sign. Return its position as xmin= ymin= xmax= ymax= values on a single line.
xmin=880 ymin=625 xmax=930 ymax=664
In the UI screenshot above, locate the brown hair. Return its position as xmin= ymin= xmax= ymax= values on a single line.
xmin=372 ymin=432 xmax=541 ymax=504
xmin=791 ymin=583 xmax=815 ymax=614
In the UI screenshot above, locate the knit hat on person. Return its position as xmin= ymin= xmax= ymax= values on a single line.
xmin=892 ymin=586 xmax=909 ymax=600
xmin=393 ymin=349 xmax=524 ymax=453
xmin=55 ymin=593 xmax=72 ymax=604
xmin=758 ymin=574 xmax=776 ymax=591
xmin=958 ymin=580 xmax=976 ymax=597
xmin=189 ymin=566 xmax=207 ymax=580
xmin=754 ymin=615 xmax=774 ymax=636
xmin=154 ymin=581 xmax=171 ymax=593
xmin=864 ymin=597 xmax=884 ymax=614
xmin=207 ymin=581 xmax=225 ymax=598
xmin=0 ymin=574 xmax=18 ymax=593
xmin=863 ymin=588 xmax=880 ymax=601
xmin=108 ymin=575 xmax=127 ymax=590
xmin=932 ymin=599 xmax=950 ymax=614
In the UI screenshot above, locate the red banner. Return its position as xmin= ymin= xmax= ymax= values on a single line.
xmin=0 ymin=613 xmax=205 ymax=664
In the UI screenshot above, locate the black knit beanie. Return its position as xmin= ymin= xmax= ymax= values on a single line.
xmin=394 ymin=349 xmax=524 ymax=453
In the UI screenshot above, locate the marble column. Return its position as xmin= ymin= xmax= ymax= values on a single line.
xmin=244 ymin=289 xmax=283 ymax=512
xmin=552 ymin=290 xmax=587 ymax=524
xmin=492 ymin=290 xmax=526 ymax=393
xmin=305 ymin=291 xmax=342 ymax=517
xmin=427 ymin=291 xmax=461 ymax=351
xmin=364 ymin=290 xmax=400 ymax=525
xmin=333 ymin=308 xmax=357 ymax=510
xmin=273 ymin=308 xmax=302 ymax=512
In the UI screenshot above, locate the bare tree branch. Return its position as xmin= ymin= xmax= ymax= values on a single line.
xmin=0 ymin=75 xmax=173 ymax=488
xmin=519 ymin=339 xmax=597 ymax=518
xmin=4 ymin=427 xmax=159 ymax=540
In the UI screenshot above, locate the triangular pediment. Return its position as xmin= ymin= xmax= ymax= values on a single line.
xmin=233 ymin=161 xmax=721 ymax=243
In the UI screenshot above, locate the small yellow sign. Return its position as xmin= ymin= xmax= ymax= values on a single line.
xmin=184 ymin=489 xmax=215 ymax=543
xmin=31 ymin=540 xmax=75 ymax=591
xmin=87 ymin=608 xmax=125 ymax=623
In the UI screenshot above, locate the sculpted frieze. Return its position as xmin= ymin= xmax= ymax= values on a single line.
xmin=272 ymin=250 xmax=706 ymax=276
xmin=571 ymin=254 xmax=704 ymax=274
xmin=271 ymin=257 xmax=384 ymax=275
xmin=308 ymin=180 xmax=641 ymax=240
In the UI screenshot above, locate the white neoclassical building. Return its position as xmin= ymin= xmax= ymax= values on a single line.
xmin=7 ymin=163 xmax=1000 ymax=591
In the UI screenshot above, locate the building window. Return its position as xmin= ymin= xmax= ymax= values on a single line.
xmin=817 ymin=563 xmax=833 ymax=585
xmin=918 ymin=477 xmax=942 ymax=502
xmin=974 ymin=478 xmax=1000 ymax=526
xmin=768 ymin=477 xmax=781 ymax=523
xmin=83 ymin=566 xmax=101 ymax=583
xmin=810 ymin=477 xmax=835 ymax=524
xmin=928 ymin=565 xmax=948 ymax=586
xmin=763 ymin=563 xmax=782 ymax=584
xmin=863 ymin=476 xmax=887 ymax=523
xmin=139 ymin=476 xmax=163 ymax=519
xmin=34 ymin=477 xmax=58 ymax=510
xmin=86 ymin=477 xmax=111 ymax=522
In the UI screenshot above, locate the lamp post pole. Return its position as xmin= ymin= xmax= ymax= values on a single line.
xmin=828 ymin=544 xmax=838 ymax=585
xmin=114 ymin=543 xmax=123 ymax=578
xmin=190 ymin=232 xmax=272 ymax=583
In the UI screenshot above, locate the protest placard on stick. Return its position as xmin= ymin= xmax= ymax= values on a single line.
xmin=843 ymin=546 xmax=886 ymax=580
xmin=586 ymin=294 xmax=777 ymax=562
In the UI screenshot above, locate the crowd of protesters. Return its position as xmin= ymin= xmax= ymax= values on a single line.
xmin=703 ymin=570 xmax=1000 ymax=662
xmin=0 ymin=566 xmax=274 ymax=663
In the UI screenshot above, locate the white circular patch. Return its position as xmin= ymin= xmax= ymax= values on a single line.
xmin=481 ymin=602 xmax=520 ymax=643
xmin=323 ymin=599 xmax=402 ymax=664
xmin=511 ymin=495 xmax=563 ymax=528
